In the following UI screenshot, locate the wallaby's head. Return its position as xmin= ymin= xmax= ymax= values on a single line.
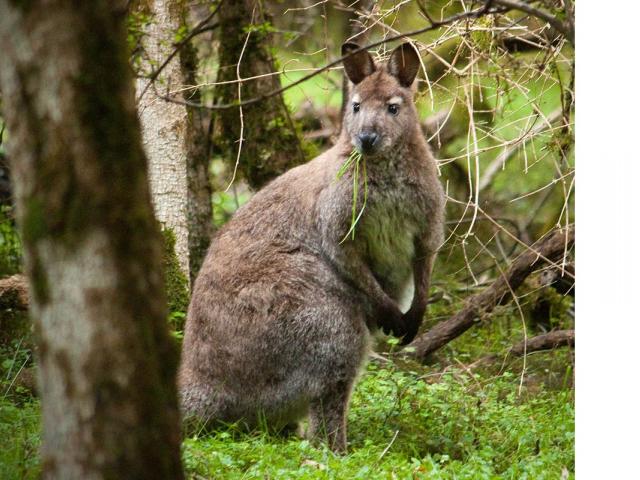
xmin=341 ymin=42 xmax=421 ymax=157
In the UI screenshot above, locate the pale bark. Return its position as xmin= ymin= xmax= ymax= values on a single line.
xmin=0 ymin=2 xmax=184 ymax=478
xmin=136 ymin=0 xmax=212 ymax=283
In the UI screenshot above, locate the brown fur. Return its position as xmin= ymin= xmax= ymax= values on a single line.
xmin=179 ymin=42 xmax=445 ymax=452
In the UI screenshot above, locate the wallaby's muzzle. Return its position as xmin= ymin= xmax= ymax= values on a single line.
xmin=356 ymin=131 xmax=380 ymax=154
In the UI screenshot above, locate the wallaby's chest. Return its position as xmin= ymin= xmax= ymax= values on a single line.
xmin=357 ymin=182 xmax=422 ymax=300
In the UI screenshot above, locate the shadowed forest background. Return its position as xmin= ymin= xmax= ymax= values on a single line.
xmin=0 ymin=0 xmax=574 ymax=478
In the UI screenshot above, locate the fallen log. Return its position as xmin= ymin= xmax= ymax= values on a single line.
xmin=508 ymin=329 xmax=575 ymax=356
xmin=0 ymin=274 xmax=29 ymax=311
xmin=465 ymin=329 xmax=575 ymax=370
xmin=409 ymin=226 xmax=575 ymax=361
xmin=0 ymin=274 xmax=32 ymax=350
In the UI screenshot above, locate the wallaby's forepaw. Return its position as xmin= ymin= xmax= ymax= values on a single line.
xmin=377 ymin=301 xmax=406 ymax=339
xmin=397 ymin=309 xmax=424 ymax=346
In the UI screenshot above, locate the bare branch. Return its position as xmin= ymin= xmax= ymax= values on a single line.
xmin=466 ymin=329 xmax=575 ymax=369
xmin=409 ymin=225 xmax=575 ymax=361
xmin=509 ymin=329 xmax=575 ymax=356
xmin=479 ymin=108 xmax=564 ymax=192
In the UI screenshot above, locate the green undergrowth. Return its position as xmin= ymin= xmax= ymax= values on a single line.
xmin=0 ymin=259 xmax=574 ymax=479
xmin=0 ymin=277 xmax=575 ymax=479
xmin=182 ymin=360 xmax=574 ymax=479
xmin=0 ymin=205 xmax=22 ymax=276
xmin=0 ymin=399 xmax=40 ymax=479
xmin=0 ymin=272 xmax=574 ymax=480
xmin=0 ymin=343 xmax=574 ymax=480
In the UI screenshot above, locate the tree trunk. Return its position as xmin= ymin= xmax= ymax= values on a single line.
xmin=136 ymin=0 xmax=213 ymax=284
xmin=0 ymin=2 xmax=184 ymax=478
xmin=214 ymin=0 xmax=306 ymax=190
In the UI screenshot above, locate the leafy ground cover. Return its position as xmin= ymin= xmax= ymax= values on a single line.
xmin=1 ymin=327 xmax=574 ymax=479
xmin=181 ymin=360 xmax=574 ymax=479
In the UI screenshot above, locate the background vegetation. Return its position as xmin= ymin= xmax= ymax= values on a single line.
xmin=0 ymin=0 xmax=574 ymax=478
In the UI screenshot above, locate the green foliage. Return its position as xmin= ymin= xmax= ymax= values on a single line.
xmin=0 ymin=399 xmax=40 ymax=480
xmin=470 ymin=17 xmax=494 ymax=51
xmin=173 ymin=24 xmax=190 ymax=44
xmin=336 ymin=150 xmax=367 ymax=242
xmin=0 ymin=206 xmax=22 ymax=276
xmin=209 ymin=157 xmax=253 ymax=228
xmin=281 ymin=69 xmax=343 ymax=112
xmin=0 ymin=329 xmax=38 ymax=479
xmin=181 ymin=363 xmax=574 ymax=479
xmin=300 ymin=134 xmax=321 ymax=161
xmin=0 ymin=299 xmax=574 ymax=478
xmin=244 ymin=21 xmax=278 ymax=40
xmin=161 ymin=227 xmax=189 ymax=329
xmin=126 ymin=10 xmax=152 ymax=70
xmin=0 ymin=337 xmax=33 ymax=401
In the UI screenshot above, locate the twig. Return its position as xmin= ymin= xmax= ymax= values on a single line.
xmin=509 ymin=329 xmax=574 ymax=356
xmin=466 ymin=329 xmax=575 ymax=370
xmin=377 ymin=430 xmax=400 ymax=462
xmin=224 ymin=7 xmax=255 ymax=192
xmin=479 ymin=108 xmax=564 ymax=192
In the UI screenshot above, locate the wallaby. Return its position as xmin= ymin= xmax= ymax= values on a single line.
xmin=179 ymin=41 xmax=445 ymax=452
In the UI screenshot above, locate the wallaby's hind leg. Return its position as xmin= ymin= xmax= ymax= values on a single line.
xmin=301 ymin=296 xmax=368 ymax=453
xmin=308 ymin=380 xmax=352 ymax=453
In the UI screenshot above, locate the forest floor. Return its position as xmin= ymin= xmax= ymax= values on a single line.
xmin=1 ymin=312 xmax=575 ymax=480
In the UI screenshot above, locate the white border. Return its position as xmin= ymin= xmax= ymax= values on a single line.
xmin=577 ymin=2 xmax=640 ymax=477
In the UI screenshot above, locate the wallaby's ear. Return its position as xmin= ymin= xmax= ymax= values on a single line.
xmin=342 ymin=42 xmax=376 ymax=85
xmin=387 ymin=43 xmax=421 ymax=87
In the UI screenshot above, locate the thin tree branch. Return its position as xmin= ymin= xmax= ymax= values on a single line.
xmin=466 ymin=329 xmax=575 ymax=369
xmin=158 ymin=2 xmax=511 ymax=111
xmin=479 ymin=108 xmax=564 ymax=192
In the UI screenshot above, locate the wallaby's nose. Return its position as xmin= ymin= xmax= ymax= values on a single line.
xmin=357 ymin=132 xmax=379 ymax=153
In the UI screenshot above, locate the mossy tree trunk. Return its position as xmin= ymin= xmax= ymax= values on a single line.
xmin=214 ymin=0 xmax=306 ymax=190
xmin=0 ymin=2 xmax=184 ymax=478
xmin=136 ymin=0 xmax=213 ymax=284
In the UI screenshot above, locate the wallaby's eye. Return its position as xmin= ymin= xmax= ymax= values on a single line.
xmin=387 ymin=104 xmax=399 ymax=115
xmin=353 ymin=102 xmax=360 ymax=113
